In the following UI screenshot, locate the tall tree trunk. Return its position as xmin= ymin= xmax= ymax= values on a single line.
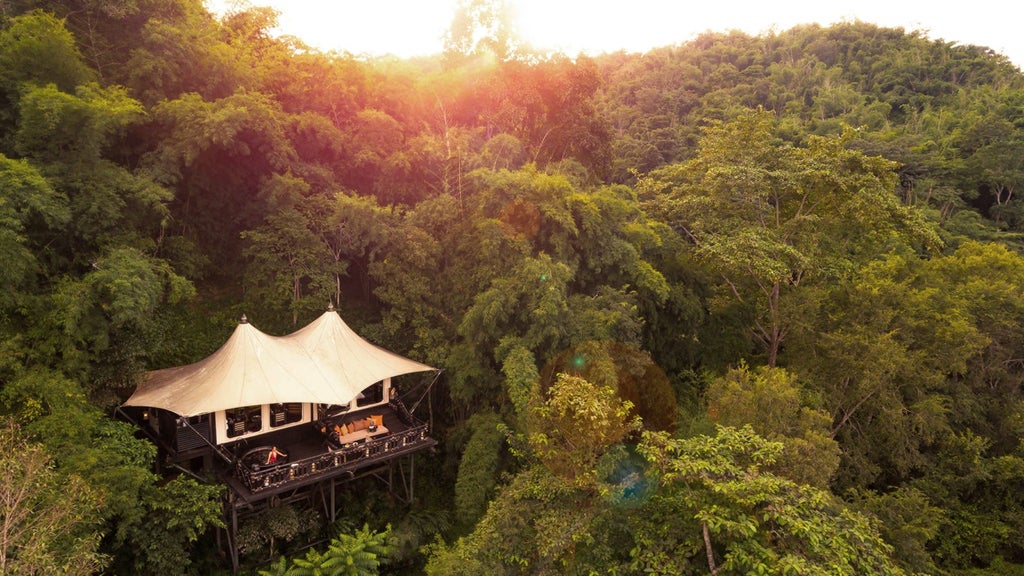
xmin=703 ymin=521 xmax=719 ymax=575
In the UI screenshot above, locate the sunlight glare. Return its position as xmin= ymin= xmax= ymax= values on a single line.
xmin=205 ymin=0 xmax=1023 ymax=67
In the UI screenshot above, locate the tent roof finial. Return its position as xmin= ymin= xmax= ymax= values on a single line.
xmin=240 ymin=313 xmax=248 ymax=324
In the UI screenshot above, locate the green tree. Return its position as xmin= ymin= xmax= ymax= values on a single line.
xmin=787 ymin=242 xmax=1024 ymax=489
xmin=423 ymin=465 xmax=604 ymax=576
xmin=959 ymin=112 xmax=1024 ymax=227
xmin=0 ymin=10 xmax=95 ymax=99
xmin=927 ymin=241 xmax=1024 ymax=452
xmin=451 ymin=251 xmax=645 ymax=410
xmin=305 ymin=191 xmax=388 ymax=305
xmin=143 ymin=90 xmax=299 ymax=274
xmin=14 ymin=81 xmax=168 ymax=256
xmin=237 ymin=505 xmax=317 ymax=563
xmin=427 ymin=382 xmax=904 ymax=575
xmin=0 ymin=153 xmax=68 ymax=308
xmin=0 ymin=367 xmax=222 ymax=575
xmin=634 ymin=426 xmax=906 ymax=575
xmin=454 ymin=412 xmax=507 ymax=527
xmin=500 ymin=344 xmax=538 ymax=420
xmin=706 ymin=363 xmax=840 ymax=487
xmin=543 ymin=340 xmax=678 ymax=434
xmin=455 ymin=254 xmax=573 ymax=396
xmin=852 ymin=486 xmax=944 ymax=575
xmin=121 ymin=0 xmax=247 ymax=103
xmin=261 ymin=523 xmax=394 ymax=576
xmin=911 ymin=432 xmax=1024 ymax=572
xmin=242 ymin=207 xmax=334 ymax=328
xmin=113 ymin=476 xmax=225 ymax=576
xmin=790 ymin=253 xmax=965 ymax=488
xmin=241 ymin=175 xmax=335 ymax=328
xmin=48 ymin=246 xmax=194 ymax=382
xmin=425 ymin=373 xmax=639 ymax=575
xmin=368 ymin=201 xmax=450 ymax=359
xmin=642 ymin=108 xmax=939 ymax=366
xmin=527 ymin=373 xmax=640 ymax=488
xmin=342 ymin=108 xmax=412 ymax=202
xmin=15 ymin=82 xmax=143 ymax=163
xmin=0 ymin=418 xmax=105 ymax=575
xmin=420 ymin=165 xmax=669 ymax=415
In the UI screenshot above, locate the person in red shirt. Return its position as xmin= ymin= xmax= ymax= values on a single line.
xmin=266 ymin=446 xmax=287 ymax=465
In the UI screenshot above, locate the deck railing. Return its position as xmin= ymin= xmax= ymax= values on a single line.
xmin=236 ymin=422 xmax=430 ymax=492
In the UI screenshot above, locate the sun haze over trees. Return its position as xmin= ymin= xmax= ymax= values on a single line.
xmin=0 ymin=0 xmax=1023 ymax=573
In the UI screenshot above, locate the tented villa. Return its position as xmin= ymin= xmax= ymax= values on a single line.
xmin=117 ymin=304 xmax=439 ymax=571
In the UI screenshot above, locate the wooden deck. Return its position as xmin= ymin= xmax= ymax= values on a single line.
xmin=216 ymin=401 xmax=434 ymax=500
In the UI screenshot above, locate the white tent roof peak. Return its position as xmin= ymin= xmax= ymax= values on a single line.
xmin=122 ymin=309 xmax=435 ymax=417
xmin=283 ymin=308 xmax=435 ymax=390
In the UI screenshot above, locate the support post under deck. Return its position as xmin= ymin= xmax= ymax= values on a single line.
xmin=230 ymin=505 xmax=239 ymax=573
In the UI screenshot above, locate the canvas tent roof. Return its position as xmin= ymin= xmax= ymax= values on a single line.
xmin=122 ymin=309 xmax=435 ymax=417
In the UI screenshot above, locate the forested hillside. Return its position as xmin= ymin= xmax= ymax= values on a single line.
xmin=1 ymin=0 xmax=1023 ymax=574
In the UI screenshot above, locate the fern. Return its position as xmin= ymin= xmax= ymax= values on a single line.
xmin=259 ymin=523 xmax=393 ymax=576
xmin=256 ymin=556 xmax=290 ymax=576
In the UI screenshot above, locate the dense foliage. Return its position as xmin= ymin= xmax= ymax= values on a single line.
xmin=1 ymin=0 xmax=1023 ymax=574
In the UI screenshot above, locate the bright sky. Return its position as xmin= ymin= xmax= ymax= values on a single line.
xmin=206 ymin=1 xmax=1023 ymax=69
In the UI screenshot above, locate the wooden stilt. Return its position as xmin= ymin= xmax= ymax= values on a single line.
xmin=403 ymin=453 xmax=411 ymax=502
xmin=230 ymin=505 xmax=239 ymax=573
xmin=330 ymin=477 xmax=336 ymax=523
